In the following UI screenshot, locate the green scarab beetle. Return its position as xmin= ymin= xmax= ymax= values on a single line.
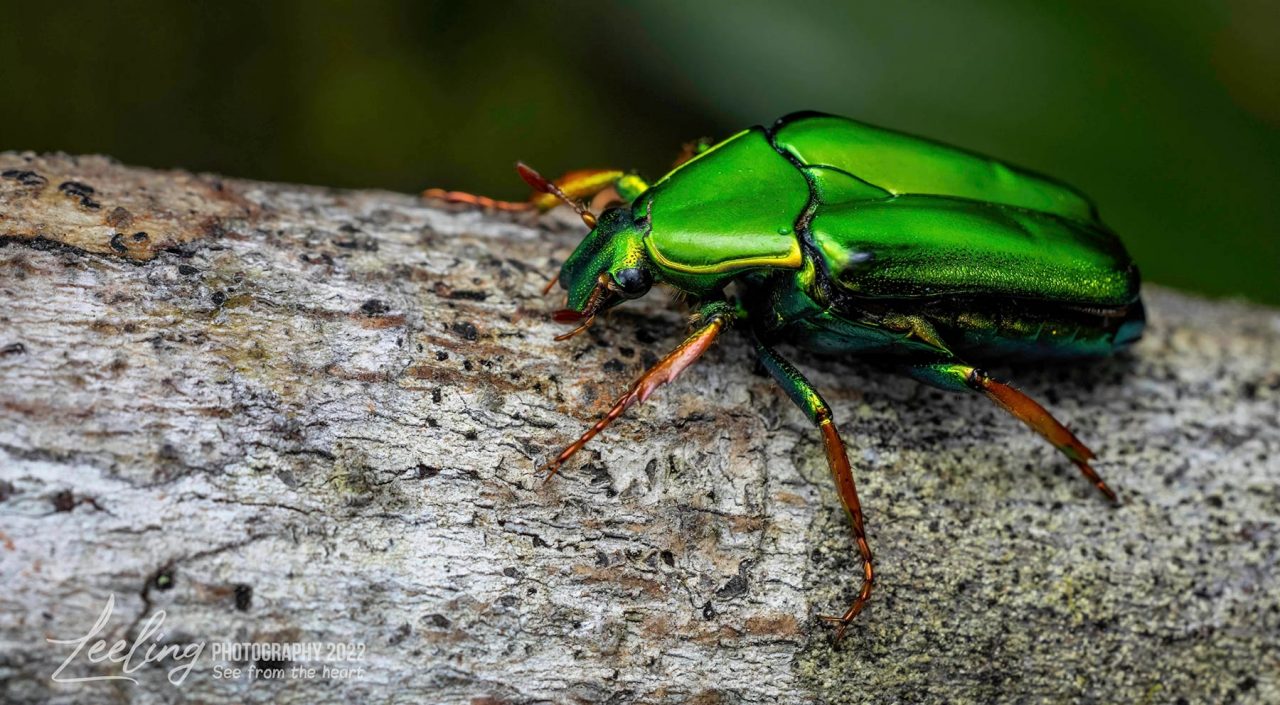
xmin=428 ymin=111 xmax=1144 ymax=640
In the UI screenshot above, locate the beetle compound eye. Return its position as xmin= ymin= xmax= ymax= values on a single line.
xmin=614 ymin=267 xmax=652 ymax=297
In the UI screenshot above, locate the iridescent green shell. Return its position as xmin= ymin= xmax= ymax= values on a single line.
xmin=637 ymin=112 xmax=1139 ymax=308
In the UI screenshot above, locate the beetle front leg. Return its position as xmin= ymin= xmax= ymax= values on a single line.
xmin=906 ymin=362 xmax=1118 ymax=502
xmin=539 ymin=300 xmax=735 ymax=480
xmin=753 ymin=336 xmax=873 ymax=641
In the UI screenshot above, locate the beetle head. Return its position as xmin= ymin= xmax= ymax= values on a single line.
xmin=552 ymin=206 xmax=656 ymax=339
xmin=515 ymin=162 xmax=658 ymax=340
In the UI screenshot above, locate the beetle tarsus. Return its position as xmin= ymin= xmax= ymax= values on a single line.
xmin=541 ymin=273 xmax=561 ymax=295
xmin=422 ymin=188 xmax=534 ymax=212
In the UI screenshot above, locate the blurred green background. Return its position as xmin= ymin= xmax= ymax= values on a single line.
xmin=2 ymin=0 xmax=1276 ymax=304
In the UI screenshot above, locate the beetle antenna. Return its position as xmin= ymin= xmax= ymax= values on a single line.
xmin=517 ymin=162 xmax=597 ymax=229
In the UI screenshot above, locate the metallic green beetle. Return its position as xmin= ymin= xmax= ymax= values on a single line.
xmin=430 ymin=111 xmax=1144 ymax=640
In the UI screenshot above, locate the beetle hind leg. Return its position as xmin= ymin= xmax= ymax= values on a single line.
xmin=753 ymin=336 xmax=874 ymax=641
xmin=906 ymin=362 xmax=1118 ymax=503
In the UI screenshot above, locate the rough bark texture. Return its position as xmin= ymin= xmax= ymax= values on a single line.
xmin=0 ymin=152 xmax=1277 ymax=705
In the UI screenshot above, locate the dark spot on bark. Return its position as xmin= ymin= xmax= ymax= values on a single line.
xmin=586 ymin=464 xmax=613 ymax=496
xmin=1239 ymin=676 xmax=1257 ymax=692
xmin=338 ymin=223 xmax=362 ymax=234
xmin=132 ymin=232 xmax=149 ymax=242
xmin=2 ymin=169 xmax=47 ymax=187
xmin=109 ymin=233 xmax=128 ymax=253
xmin=463 ymin=360 xmax=473 ymax=371
xmin=178 ymin=264 xmax=199 ymax=275
xmin=334 ymin=234 xmax=378 ymax=251
xmin=154 ymin=570 xmax=175 ymax=591
xmin=0 ymin=342 xmax=26 ymax=356
xmin=426 ymin=613 xmax=451 ymax=628
xmin=58 ymin=181 xmax=95 ymax=198
xmin=416 ymin=464 xmax=440 ymax=479
xmin=58 ymin=182 xmax=100 ymax=209
xmin=52 ymin=490 xmax=76 ymax=512
xmin=603 ymin=358 xmax=625 ymax=373
xmin=387 ymin=622 xmax=411 ymax=646
xmin=716 ymin=573 xmax=748 ymax=599
xmin=463 ymin=430 xmax=478 ymax=441
xmin=702 ymin=601 xmax=716 ymax=620
xmin=531 ymin=535 xmax=548 ymax=548
xmin=447 ymin=289 xmax=488 ymax=301
xmin=106 ymin=206 xmax=133 ymax=229
xmin=212 ymin=291 xmax=226 ymax=306
xmin=641 ymin=351 xmax=659 ymax=368
xmin=660 ymin=550 xmax=675 ymax=567
xmin=431 ymin=389 xmax=442 ymax=404
xmin=451 ymin=321 xmax=478 ymax=341
xmin=636 ymin=328 xmax=658 ymax=344
xmin=502 ymin=567 xmax=520 ymax=578
xmin=361 ymin=299 xmax=389 ymax=315
xmin=618 ymin=346 xmax=634 ymax=358
xmin=300 ymin=252 xmax=335 ymax=266
xmin=435 ymin=351 xmax=448 ymax=361
xmin=1207 ymin=495 xmax=1224 ymax=508
xmin=0 ymin=479 xmax=14 ymax=502
xmin=233 ymin=584 xmax=253 ymax=611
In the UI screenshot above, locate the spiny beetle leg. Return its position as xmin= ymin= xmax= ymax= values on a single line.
xmin=753 ymin=335 xmax=874 ymax=641
xmin=420 ymin=188 xmax=534 ymax=212
xmin=906 ymin=362 xmax=1118 ymax=503
xmin=423 ymin=168 xmax=632 ymax=214
xmin=538 ymin=301 xmax=734 ymax=482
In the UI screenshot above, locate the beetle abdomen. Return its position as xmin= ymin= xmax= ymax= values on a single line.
xmin=808 ymin=195 xmax=1139 ymax=306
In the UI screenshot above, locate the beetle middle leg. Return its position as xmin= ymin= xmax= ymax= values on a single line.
xmin=752 ymin=335 xmax=874 ymax=641
xmin=905 ymin=362 xmax=1118 ymax=502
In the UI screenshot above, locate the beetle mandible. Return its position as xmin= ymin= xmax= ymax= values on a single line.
xmin=427 ymin=111 xmax=1144 ymax=640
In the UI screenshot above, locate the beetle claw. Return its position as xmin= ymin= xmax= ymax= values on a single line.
xmin=541 ymin=273 xmax=560 ymax=295
xmin=553 ymin=315 xmax=595 ymax=341
xmin=817 ymin=614 xmax=853 ymax=641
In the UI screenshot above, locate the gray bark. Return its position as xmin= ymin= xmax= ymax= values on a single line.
xmin=0 ymin=152 xmax=1277 ymax=704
